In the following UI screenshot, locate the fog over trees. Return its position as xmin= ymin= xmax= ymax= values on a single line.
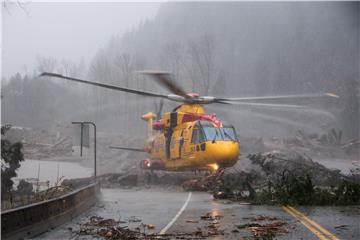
xmin=2 ymin=2 xmax=359 ymax=139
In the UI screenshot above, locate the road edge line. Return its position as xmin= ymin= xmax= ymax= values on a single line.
xmin=282 ymin=206 xmax=330 ymax=240
xmin=159 ymin=192 xmax=192 ymax=234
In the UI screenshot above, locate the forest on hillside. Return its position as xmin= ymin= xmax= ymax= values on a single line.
xmin=2 ymin=2 xmax=359 ymax=139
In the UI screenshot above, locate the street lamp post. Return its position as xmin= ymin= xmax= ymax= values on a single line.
xmin=72 ymin=121 xmax=97 ymax=180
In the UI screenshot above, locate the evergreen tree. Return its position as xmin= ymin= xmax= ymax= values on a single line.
xmin=1 ymin=125 xmax=24 ymax=200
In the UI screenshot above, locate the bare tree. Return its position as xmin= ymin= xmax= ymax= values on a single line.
xmin=162 ymin=42 xmax=182 ymax=81
xmin=36 ymin=56 xmax=58 ymax=74
xmin=186 ymin=34 xmax=216 ymax=95
xmin=114 ymin=52 xmax=133 ymax=87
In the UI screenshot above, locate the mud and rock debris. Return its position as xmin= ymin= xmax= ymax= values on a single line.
xmin=242 ymin=128 xmax=359 ymax=159
xmin=127 ymin=216 xmax=142 ymax=223
xmin=4 ymin=126 xmax=74 ymax=160
xmin=341 ymin=139 xmax=360 ymax=155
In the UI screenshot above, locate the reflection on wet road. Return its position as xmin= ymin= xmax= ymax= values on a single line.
xmin=38 ymin=188 xmax=360 ymax=239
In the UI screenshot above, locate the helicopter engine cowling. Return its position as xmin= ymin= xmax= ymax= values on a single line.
xmin=152 ymin=121 xmax=165 ymax=130
xmin=140 ymin=159 xmax=166 ymax=170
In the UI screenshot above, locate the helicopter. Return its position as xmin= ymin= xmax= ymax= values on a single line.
xmin=40 ymin=71 xmax=338 ymax=172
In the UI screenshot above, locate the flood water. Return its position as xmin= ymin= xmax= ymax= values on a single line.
xmin=15 ymin=159 xmax=93 ymax=187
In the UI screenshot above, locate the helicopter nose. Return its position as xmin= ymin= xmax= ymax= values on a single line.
xmin=207 ymin=141 xmax=240 ymax=166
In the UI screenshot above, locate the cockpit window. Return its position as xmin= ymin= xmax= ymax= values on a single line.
xmin=191 ymin=128 xmax=198 ymax=143
xmin=202 ymin=126 xmax=238 ymax=142
xmin=203 ymin=127 xmax=223 ymax=141
xmin=191 ymin=127 xmax=206 ymax=144
xmin=222 ymin=127 xmax=237 ymax=141
xmin=192 ymin=121 xmax=238 ymax=143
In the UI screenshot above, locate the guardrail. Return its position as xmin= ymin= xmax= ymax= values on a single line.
xmin=1 ymin=182 xmax=100 ymax=240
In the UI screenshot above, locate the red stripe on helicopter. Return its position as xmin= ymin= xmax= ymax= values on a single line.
xmin=182 ymin=113 xmax=222 ymax=127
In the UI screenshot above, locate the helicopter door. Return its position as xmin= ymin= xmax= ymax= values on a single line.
xmin=170 ymin=130 xmax=183 ymax=160
xmin=182 ymin=129 xmax=192 ymax=156
xmin=166 ymin=112 xmax=178 ymax=159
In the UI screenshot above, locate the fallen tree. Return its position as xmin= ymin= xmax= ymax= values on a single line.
xmin=211 ymin=152 xmax=360 ymax=205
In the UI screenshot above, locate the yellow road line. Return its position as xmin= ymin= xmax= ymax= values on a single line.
xmin=282 ymin=206 xmax=330 ymax=240
xmin=287 ymin=206 xmax=340 ymax=240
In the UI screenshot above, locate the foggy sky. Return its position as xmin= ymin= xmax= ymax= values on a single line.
xmin=2 ymin=2 xmax=358 ymax=139
xmin=1 ymin=2 xmax=161 ymax=79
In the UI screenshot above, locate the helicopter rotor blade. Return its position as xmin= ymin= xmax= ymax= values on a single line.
xmin=214 ymin=101 xmax=306 ymax=108
xmin=41 ymin=72 xmax=339 ymax=108
xmin=214 ymin=93 xmax=339 ymax=103
xmin=40 ymin=72 xmax=171 ymax=99
xmin=138 ymin=70 xmax=190 ymax=99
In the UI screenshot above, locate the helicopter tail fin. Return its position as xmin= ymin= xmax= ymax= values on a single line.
xmin=141 ymin=112 xmax=157 ymax=140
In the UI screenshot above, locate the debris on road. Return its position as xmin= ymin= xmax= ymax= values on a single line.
xmin=236 ymin=215 xmax=289 ymax=239
xmin=200 ymin=212 xmax=224 ymax=221
xmin=77 ymin=215 xmax=227 ymax=239
xmin=79 ymin=216 xmax=140 ymax=239
xmin=243 ymin=215 xmax=279 ymax=222
xmin=186 ymin=219 xmax=199 ymax=223
xmin=78 ymin=216 xmax=154 ymax=240
xmin=195 ymin=211 xmax=225 ymax=237
xmin=142 ymin=223 xmax=156 ymax=229
xmin=182 ymin=179 xmax=207 ymax=191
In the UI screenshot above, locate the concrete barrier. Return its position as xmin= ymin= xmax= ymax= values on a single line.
xmin=1 ymin=182 xmax=100 ymax=240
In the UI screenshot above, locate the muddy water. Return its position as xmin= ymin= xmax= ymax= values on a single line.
xmin=15 ymin=159 xmax=93 ymax=187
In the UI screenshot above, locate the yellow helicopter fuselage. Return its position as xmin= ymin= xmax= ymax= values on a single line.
xmin=141 ymin=104 xmax=240 ymax=171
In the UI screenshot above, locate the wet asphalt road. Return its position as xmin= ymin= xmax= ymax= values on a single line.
xmin=37 ymin=188 xmax=359 ymax=240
